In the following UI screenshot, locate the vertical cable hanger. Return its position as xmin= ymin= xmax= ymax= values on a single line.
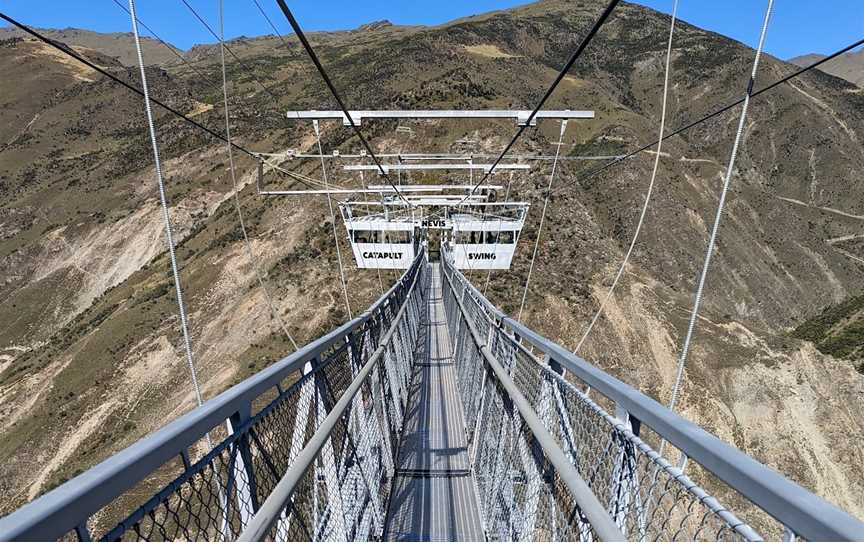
xmin=574 ymin=0 xmax=680 ymax=353
xmin=126 ymin=0 xmax=205 ymax=410
xmin=314 ymin=120 xmax=354 ymax=319
xmin=517 ymin=119 xmax=568 ymax=322
xmin=666 ymin=0 xmax=775 ymax=423
xmin=218 ymin=0 xmax=299 ymax=350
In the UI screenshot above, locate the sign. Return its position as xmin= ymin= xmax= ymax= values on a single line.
xmin=420 ymin=219 xmax=448 ymax=229
xmin=363 ymin=251 xmax=404 ymax=260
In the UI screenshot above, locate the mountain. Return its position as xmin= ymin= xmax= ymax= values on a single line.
xmin=790 ymin=48 xmax=864 ymax=87
xmin=0 ymin=26 xmax=183 ymax=66
xmin=1 ymin=0 xmax=863 ymax=532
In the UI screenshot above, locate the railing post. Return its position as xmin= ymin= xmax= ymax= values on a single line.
xmin=608 ymin=403 xmax=637 ymax=532
xmin=229 ymin=400 xmax=260 ymax=527
xmin=312 ymin=357 xmax=350 ymax=542
xmin=74 ymin=523 xmax=92 ymax=542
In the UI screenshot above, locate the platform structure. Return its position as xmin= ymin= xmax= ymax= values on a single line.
xmin=382 ymin=264 xmax=484 ymax=541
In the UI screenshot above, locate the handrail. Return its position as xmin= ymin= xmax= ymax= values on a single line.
xmin=0 ymin=252 xmax=425 ymax=542
xmin=442 ymin=249 xmax=864 ymax=542
xmin=237 ymin=256 xmax=425 ymax=541
xmin=503 ymin=317 xmax=864 ymax=542
xmin=441 ymin=264 xmax=626 ymax=542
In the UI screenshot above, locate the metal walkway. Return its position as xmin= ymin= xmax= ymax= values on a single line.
xmin=383 ymin=263 xmax=484 ymax=541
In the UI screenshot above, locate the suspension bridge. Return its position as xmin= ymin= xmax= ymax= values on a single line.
xmin=1 ymin=251 xmax=863 ymax=541
xmin=1 ymin=0 xmax=864 ymax=540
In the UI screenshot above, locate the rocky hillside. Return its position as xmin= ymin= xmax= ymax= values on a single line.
xmin=790 ymin=48 xmax=864 ymax=87
xmin=1 ymin=0 xmax=863 ymax=530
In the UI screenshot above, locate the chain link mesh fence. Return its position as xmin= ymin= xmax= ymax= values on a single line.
xmin=48 ymin=256 xmax=428 ymax=542
xmin=441 ymin=257 xmax=763 ymax=542
xmin=442 ymin=260 xmax=605 ymax=541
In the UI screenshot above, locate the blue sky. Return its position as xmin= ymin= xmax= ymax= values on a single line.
xmin=0 ymin=1 xmax=861 ymax=59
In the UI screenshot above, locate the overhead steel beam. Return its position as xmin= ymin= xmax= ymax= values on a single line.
xmin=365 ymin=184 xmax=503 ymax=191
xmin=343 ymin=201 xmax=530 ymax=207
xmin=258 ymin=184 xmax=505 ymax=196
xmin=286 ymin=109 xmax=594 ymax=126
xmin=344 ymin=164 xmax=530 ymax=173
xmin=257 ymin=151 xmax=624 ymax=161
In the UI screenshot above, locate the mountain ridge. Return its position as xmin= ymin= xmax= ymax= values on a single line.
xmin=789 ymin=48 xmax=864 ymax=87
xmin=1 ymin=0 xmax=863 ymax=533
xmin=0 ymin=25 xmax=183 ymax=66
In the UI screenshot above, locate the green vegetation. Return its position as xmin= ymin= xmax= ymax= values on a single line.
xmin=792 ymin=293 xmax=864 ymax=373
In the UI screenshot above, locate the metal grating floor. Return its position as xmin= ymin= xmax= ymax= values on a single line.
xmin=383 ymin=264 xmax=485 ymax=541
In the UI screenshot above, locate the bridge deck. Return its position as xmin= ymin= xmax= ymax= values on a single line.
xmin=383 ymin=264 xmax=484 ymax=541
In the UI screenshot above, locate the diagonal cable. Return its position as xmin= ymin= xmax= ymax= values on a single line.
xmin=1 ymin=9 xmax=331 ymax=194
xmin=218 ymin=0 xmax=299 ymax=350
xmin=250 ymin=0 xmax=292 ymax=49
xmin=274 ymin=0 xmax=411 ymax=206
xmin=574 ymin=0 xmax=679 ymax=353
xmin=108 ymin=0 xmax=218 ymax=88
xmin=0 ymin=11 xmax=266 ymax=161
xmin=548 ymin=36 xmax=864 ymax=199
xmin=459 ymin=0 xmax=621 ymax=203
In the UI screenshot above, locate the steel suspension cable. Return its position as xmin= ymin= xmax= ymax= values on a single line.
xmin=0 ymin=12 xmax=333 ymax=194
xmin=127 ymin=0 xmax=204 ymax=409
xmin=517 ymin=119 xmax=568 ymax=322
xmin=274 ymin=0 xmax=411 ymax=206
xmin=0 ymin=12 xmax=271 ymax=163
xmin=574 ymin=0 xmax=679 ymax=353
xmin=218 ymin=0 xmax=299 ymax=351
xmin=548 ymin=36 xmax=864 ymax=199
xmin=667 ymin=0 xmax=775 ymax=417
xmin=459 ymin=0 xmax=621 ymax=203
xmin=108 ymin=0 xmax=218 ymax=88
xmin=314 ymin=121 xmax=354 ymax=319
xmin=177 ymin=0 xmax=280 ymax=101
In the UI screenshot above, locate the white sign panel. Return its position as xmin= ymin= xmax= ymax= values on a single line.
xmin=451 ymin=243 xmax=515 ymax=270
xmin=351 ymin=243 xmax=414 ymax=269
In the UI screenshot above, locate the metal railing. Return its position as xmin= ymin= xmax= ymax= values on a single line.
xmin=441 ymin=251 xmax=864 ymax=542
xmin=0 ymin=252 xmax=427 ymax=542
xmin=440 ymin=262 xmax=626 ymax=542
xmin=235 ymin=253 xmax=426 ymax=541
